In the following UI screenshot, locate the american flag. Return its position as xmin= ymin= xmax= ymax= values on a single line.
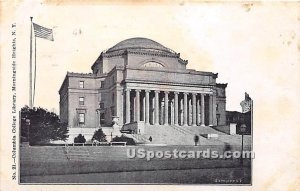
xmin=33 ymin=23 xmax=54 ymax=41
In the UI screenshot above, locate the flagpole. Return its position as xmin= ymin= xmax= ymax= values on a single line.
xmin=29 ymin=17 xmax=33 ymax=108
xmin=33 ymin=36 xmax=37 ymax=106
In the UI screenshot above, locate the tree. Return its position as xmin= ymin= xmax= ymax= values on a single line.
xmin=21 ymin=106 xmax=69 ymax=145
xmin=92 ymin=129 xmax=107 ymax=142
xmin=74 ymin=134 xmax=86 ymax=143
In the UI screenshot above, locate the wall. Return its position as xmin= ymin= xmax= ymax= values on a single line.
xmin=216 ymin=99 xmax=226 ymax=126
xmin=216 ymin=85 xmax=227 ymax=126
xmin=96 ymin=68 xmax=126 ymax=126
xmin=59 ymin=76 xmax=68 ymax=123
xmin=125 ymin=68 xmax=215 ymax=86
xmin=67 ymin=75 xmax=99 ymax=128
xmin=102 ymin=55 xmax=125 ymax=73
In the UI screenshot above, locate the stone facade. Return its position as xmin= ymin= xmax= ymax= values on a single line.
xmin=59 ymin=38 xmax=227 ymax=143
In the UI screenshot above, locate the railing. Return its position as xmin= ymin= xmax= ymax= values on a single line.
xmin=64 ymin=142 xmax=127 ymax=148
xmin=92 ymin=142 xmax=110 ymax=146
xmin=110 ymin=142 xmax=127 ymax=146
xmin=92 ymin=141 xmax=127 ymax=146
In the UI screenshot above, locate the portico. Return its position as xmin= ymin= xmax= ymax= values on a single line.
xmin=125 ymin=87 xmax=216 ymax=127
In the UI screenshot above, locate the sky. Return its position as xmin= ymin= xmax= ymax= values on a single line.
xmin=1 ymin=1 xmax=299 ymax=114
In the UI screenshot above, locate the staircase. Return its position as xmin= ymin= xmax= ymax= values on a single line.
xmin=171 ymin=125 xmax=194 ymax=135
xmin=142 ymin=124 xmax=194 ymax=145
xmin=133 ymin=124 xmax=227 ymax=146
xmin=121 ymin=124 xmax=246 ymax=146
xmin=123 ymin=133 xmax=150 ymax=144
xmin=170 ymin=125 xmax=225 ymax=146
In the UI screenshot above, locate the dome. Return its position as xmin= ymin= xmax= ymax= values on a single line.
xmin=106 ymin=37 xmax=176 ymax=54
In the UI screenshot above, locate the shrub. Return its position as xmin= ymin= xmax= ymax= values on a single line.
xmin=112 ymin=135 xmax=136 ymax=145
xmin=92 ymin=129 xmax=107 ymax=142
xmin=74 ymin=134 xmax=86 ymax=143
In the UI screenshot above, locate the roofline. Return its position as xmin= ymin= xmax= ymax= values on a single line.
xmin=106 ymin=37 xmax=177 ymax=54
xmin=91 ymin=48 xmax=188 ymax=70
xmin=216 ymin=83 xmax=228 ymax=88
xmin=58 ymin=74 xmax=68 ymax=94
xmin=91 ymin=53 xmax=103 ymax=70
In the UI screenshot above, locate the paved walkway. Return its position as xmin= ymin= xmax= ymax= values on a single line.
xmin=21 ymin=166 xmax=251 ymax=184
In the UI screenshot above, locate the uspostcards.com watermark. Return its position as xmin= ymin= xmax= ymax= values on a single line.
xmin=127 ymin=148 xmax=255 ymax=161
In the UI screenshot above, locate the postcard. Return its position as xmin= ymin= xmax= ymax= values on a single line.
xmin=0 ymin=1 xmax=299 ymax=190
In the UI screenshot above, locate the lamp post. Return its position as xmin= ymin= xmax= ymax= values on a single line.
xmin=25 ymin=119 xmax=30 ymax=145
xmin=240 ymin=124 xmax=246 ymax=165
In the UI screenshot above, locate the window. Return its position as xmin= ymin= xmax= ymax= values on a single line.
xmin=216 ymin=104 xmax=219 ymax=112
xmin=79 ymin=113 xmax=85 ymax=124
xmin=142 ymin=61 xmax=164 ymax=68
xmin=79 ymin=81 xmax=84 ymax=88
xmin=112 ymin=93 xmax=115 ymax=104
xmin=100 ymin=102 xmax=104 ymax=109
xmin=100 ymin=81 xmax=104 ymax=89
xmin=79 ymin=97 xmax=85 ymax=105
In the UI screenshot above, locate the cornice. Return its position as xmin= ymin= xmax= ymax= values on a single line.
xmin=124 ymin=79 xmax=215 ymax=88
xmin=102 ymin=48 xmax=181 ymax=59
xmin=67 ymin=72 xmax=107 ymax=79
xmin=126 ymin=49 xmax=178 ymax=58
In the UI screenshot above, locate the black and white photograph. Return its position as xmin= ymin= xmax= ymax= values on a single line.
xmin=0 ymin=1 xmax=299 ymax=190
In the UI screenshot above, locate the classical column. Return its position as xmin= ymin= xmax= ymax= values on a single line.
xmin=180 ymin=98 xmax=183 ymax=125
xmin=188 ymin=98 xmax=192 ymax=125
xmin=209 ymin=94 xmax=213 ymax=126
xmin=160 ymin=98 xmax=164 ymax=124
xmin=183 ymin=92 xmax=188 ymax=126
xmin=164 ymin=91 xmax=169 ymax=125
xmin=125 ymin=89 xmax=131 ymax=124
xmin=133 ymin=96 xmax=136 ymax=122
xmin=151 ymin=95 xmax=155 ymax=124
xmin=145 ymin=90 xmax=150 ymax=125
xmin=142 ymin=95 xmax=145 ymax=122
xmin=212 ymin=93 xmax=217 ymax=126
xmin=201 ymin=93 xmax=205 ymax=126
xmin=197 ymin=98 xmax=200 ymax=125
xmin=174 ymin=92 xmax=179 ymax=125
xmin=154 ymin=90 xmax=159 ymax=125
xmin=136 ymin=89 xmax=141 ymax=122
xmin=192 ymin=93 xmax=197 ymax=126
xmin=170 ymin=99 xmax=174 ymax=125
